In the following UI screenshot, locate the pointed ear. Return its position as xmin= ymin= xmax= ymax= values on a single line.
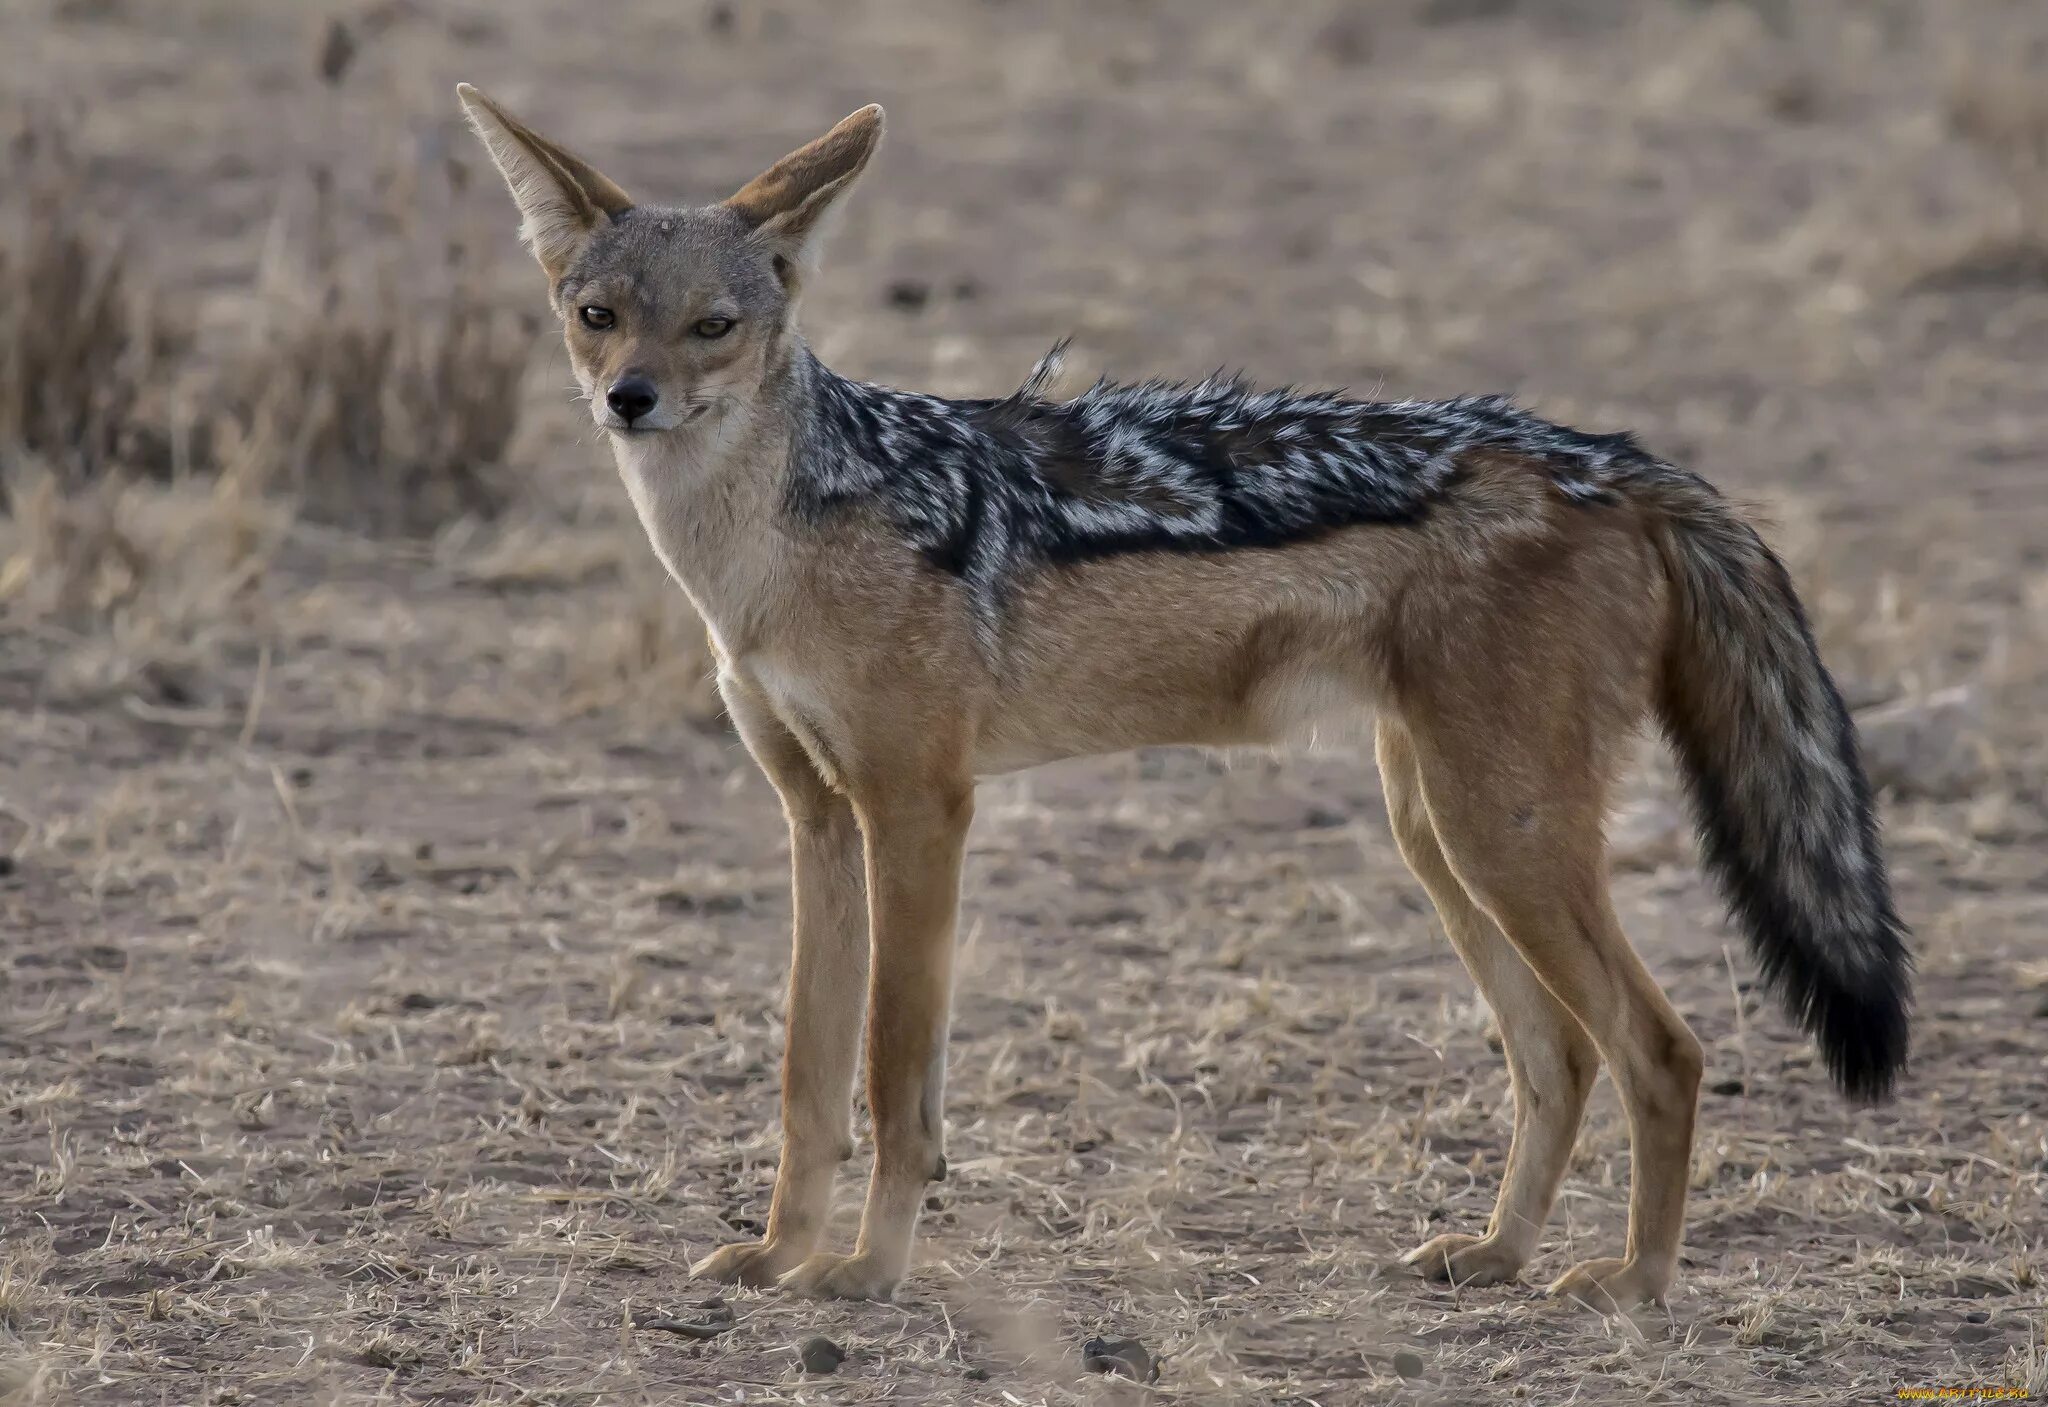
xmin=456 ymin=83 xmax=633 ymax=281
xmin=725 ymin=105 xmax=884 ymax=286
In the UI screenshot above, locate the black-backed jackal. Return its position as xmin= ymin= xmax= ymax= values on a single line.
xmin=459 ymin=87 xmax=1911 ymax=1312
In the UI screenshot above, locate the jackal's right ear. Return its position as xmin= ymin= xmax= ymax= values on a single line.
xmin=725 ymin=105 xmax=884 ymax=288
xmin=456 ymin=83 xmax=633 ymax=281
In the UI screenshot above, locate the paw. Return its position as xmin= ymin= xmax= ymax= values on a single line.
xmin=692 ymin=1239 xmax=807 ymax=1289
xmin=1544 ymin=1256 xmax=1668 ymax=1313
xmin=1401 ymin=1232 xmax=1528 ymax=1288
xmin=778 ymin=1250 xmax=902 ymax=1301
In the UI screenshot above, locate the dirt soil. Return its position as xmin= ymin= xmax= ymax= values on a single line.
xmin=4 ymin=1 xmax=2048 ymax=1403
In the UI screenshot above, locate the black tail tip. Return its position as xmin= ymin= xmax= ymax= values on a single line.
xmin=1816 ymin=978 xmax=1911 ymax=1104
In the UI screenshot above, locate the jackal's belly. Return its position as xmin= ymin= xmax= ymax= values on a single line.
xmin=973 ymin=626 xmax=1386 ymax=775
xmin=968 ymin=536 xmax=1404 ymax=775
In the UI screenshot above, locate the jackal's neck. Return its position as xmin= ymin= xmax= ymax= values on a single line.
xmin=606 ymin=352 xmax=812 ymax=657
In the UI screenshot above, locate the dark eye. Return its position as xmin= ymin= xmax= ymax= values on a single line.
xmin=692 ymin=317 xmax=735 ymax=339
xmin=579 ymin=306 xmax=614 ymax=330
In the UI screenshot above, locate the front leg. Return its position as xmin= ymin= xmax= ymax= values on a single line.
xmin=694 ymin=684 xmax=868 ymax=1287
xmin=781 ymin=778 xmax=971 ymax=1301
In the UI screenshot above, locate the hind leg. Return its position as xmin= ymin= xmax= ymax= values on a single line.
xmin=1378 ymin=720 xmax=1600 ymax=1287
xmin=1405 ymin=713 xmax=1703 ymax=1310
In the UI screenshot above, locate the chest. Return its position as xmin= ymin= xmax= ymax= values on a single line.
xmin=611 ymin=438 xmax=784 ymax=659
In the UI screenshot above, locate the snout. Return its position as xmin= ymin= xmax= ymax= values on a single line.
xmin=592 ymin=371 xmax=723 ymax=435
xmin=596 ymin=374 xmax=717 ymax=434
xmin=605 ymin=375 xmax=659 ymax=427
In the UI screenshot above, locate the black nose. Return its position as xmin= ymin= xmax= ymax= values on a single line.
xmin=606 ymin=376 xmax=658 ymax=424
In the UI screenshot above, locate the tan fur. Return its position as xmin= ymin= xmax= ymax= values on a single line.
xmin=463 ymin=90 xmax=1726 ymax=1310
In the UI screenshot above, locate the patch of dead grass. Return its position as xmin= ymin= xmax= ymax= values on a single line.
xmin=0 ymin=1343 xmax=59 ymax=1407
xmin=0 ymin=108 xmax=719 ymax=732
xmin=550 ymin=552 xmax=725 ymax=731
xmin=0 ymin=117 xmax=184 ymax=501
xmin=208 ymin=162 xmax=532 ymax=535
xmin=0 ymin=464 xmax=287 ymax=709
xmin=1904 ymin=54 xmax=2048 ymax=292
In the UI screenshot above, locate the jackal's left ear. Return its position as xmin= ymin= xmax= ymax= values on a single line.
xmin=456 ymin=83 xmax=633 ymax=281
xmin=725 ymin=105 xmax=884 ymax=288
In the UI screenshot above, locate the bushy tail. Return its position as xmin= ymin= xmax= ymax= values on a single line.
xmin=1641 ymin=474 xmax=1911 ymax=1101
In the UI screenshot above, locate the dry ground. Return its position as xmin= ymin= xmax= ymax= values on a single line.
xmin=4 ymin=1 xmax=2048 ymax=1403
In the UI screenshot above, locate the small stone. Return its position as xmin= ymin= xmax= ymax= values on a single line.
xmin=1855 ymin=688 xmax=1991 ymax=801
xmin=1081 ymin=1337 xmax=1158 ymax=1383
xmin=632 ymin=1296 xmax=733 ymax=1340
xmin=885 ymin=279 xmax=931 ymax=312
xmin=798 ymin=1335 xmax=846 ymax=1375
xmin=1392 ymin=1349 xmax=1427 ymax=1378
xmin=1316 ymin=13 xmax=1373 ymax=66
xmin=1964 ymin=1310 xmax=1990 ymax=1324
xmin=1768 ymin=73 xmax=1822 ymax=124
xmin=141 ymin=660 xmax=203 ymax=707
xmin=316 ymin=18 xmax=357 ymax=85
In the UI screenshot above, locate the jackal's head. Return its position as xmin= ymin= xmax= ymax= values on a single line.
xmin=456 ymin=84 xmax=881 ymax=436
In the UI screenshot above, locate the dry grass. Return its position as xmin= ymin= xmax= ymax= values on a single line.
xmin=0 ymin=119 xmax=180 ymax=500
xmin=0 ymin=467 xmax=278 ymax=623
xmin=553 ymin=553 xmax=727 ymax=732
xmin=0 ymin=111 xmax=529 ymax=535
xmin=446 ymin=517 xmax=725 ymax=731
xmin=1941 ymin=54 xmax=2048 ymax=285
xmin=0 ymin=464 xmax=286 ymax=720
xmin=0 ymin=105 xmax=713 ymax=727
xmin=208 ymin=160 xmax=532 ymax=535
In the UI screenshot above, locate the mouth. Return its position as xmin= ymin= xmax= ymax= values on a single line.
xmin=604 ymin=405 xmax=714 ymax=435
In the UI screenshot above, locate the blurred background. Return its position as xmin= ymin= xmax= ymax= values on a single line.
xmin=2 ymin=2 xmax=2044 ymax=1403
